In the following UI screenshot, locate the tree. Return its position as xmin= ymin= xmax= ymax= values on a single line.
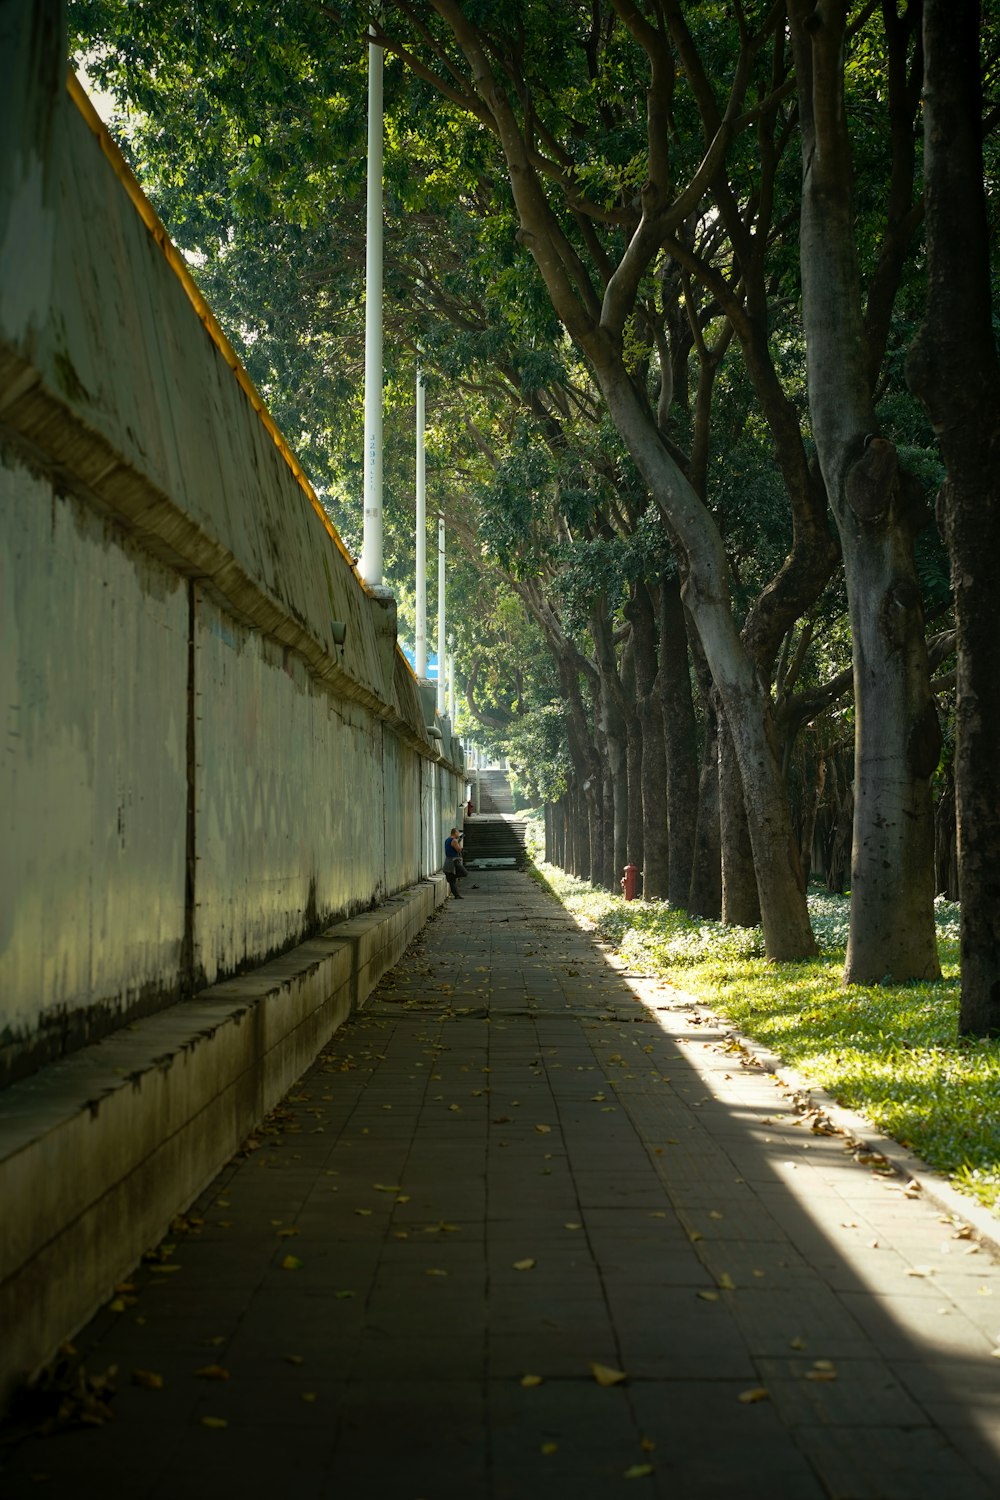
xmin=789 ymin=0 xmax=941 ymax=982
xmin=371 ymin=0 xmax=816 ymax=958
xmin=907 ymin=0 xmax=1000 ymax=1032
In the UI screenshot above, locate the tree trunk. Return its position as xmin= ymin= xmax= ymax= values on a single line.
xmin=790 ymin=4 xmax=939 ymax=983
xmin=799 ymin=750 xmax=826 ymax=887
xmin=906 ymin=0 xmax=1000 ymax=1034
xmin=621 ymin=635 xmax=644 ymax=883
xmin=824 ymin=756 xmax=853 ymax=896
xmin=934 ymin=770 xmax=959 ymax=903
xmin=688 ymin=652 xmax=722 ymax=920
xmin=626 ymin=579 xmax=668 ymax=899
xmin=718 ymin=714 xmax=762 ymax=927
xmin=437 ymin=3 xmax=814 ymax=957
xmin=591 ymin=606 xmax=628 ymax=891
xmin=659 ymin=578 xmax=699 ymax=908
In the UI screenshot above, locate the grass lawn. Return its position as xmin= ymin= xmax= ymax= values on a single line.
xmin=531 ymin=851 xmax=1000 ymax=1217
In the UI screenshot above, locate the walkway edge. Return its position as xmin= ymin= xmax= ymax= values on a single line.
xmin=591 ymin=938 xmax=1000 ymax=1257
xmin=0 ymin=875 xmax=448 ymax=1407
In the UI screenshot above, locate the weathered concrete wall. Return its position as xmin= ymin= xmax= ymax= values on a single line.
xmin=0 ymin=23 xmax=463 ymax=1081
xmin=0 ymin=461 xmax=190 ymax=1068
xmin=0 ymin=2 xmax=465 ymax=1401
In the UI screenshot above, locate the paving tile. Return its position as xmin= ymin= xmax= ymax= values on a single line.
xmin=793 ymin=1423 xmax=996 ymax=1499
xmin=5 ymin=869 xmax=999 ymax=1500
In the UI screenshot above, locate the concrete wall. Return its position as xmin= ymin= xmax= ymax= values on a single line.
xmin=0 ymin=24 xmax=463 ymax=1074
xmin=1 ymin=467 xmax=189 ymax=1060
xmin=0 ymin=3 xmax=466 ymax=1399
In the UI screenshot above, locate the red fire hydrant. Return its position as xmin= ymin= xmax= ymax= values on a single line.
xmin=621 ymin=863 xmax=639 ymax=901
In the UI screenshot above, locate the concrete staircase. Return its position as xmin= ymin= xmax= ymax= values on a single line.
xmin=464 ymin=769 xmax=527 ymax=868
xmin=475 ymin=769 xmax=515 ymax=813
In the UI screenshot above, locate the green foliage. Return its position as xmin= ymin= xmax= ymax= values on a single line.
xmin=68 ymin=0 xmax=969 ymax=854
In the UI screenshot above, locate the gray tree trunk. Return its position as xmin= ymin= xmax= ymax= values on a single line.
xmin=688 ymin=662 xmax=722 ymax=920
xmin=626 ymin=579 xmax=668 ymax=899
xmin=790 ymin=3 xmax=940 ymax=982
xmin=659 ymin=578 xmax=699 ymax=908
xmin=718 ymin=716 xmax=762 ymax=927
xmin=907 ymin=0 xmax=1000 ymax=1031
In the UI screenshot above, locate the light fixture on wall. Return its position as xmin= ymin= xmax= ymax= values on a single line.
xmin=331 ymin=620 xmax=348 ymax=646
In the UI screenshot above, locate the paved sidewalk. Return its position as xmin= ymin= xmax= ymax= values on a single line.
xmin=3 ymin=872 xmax=1000 ymax=1499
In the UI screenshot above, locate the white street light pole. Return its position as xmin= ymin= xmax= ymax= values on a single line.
xmin=436 ymin=514 xmax=446 ymax=717
xmin=360 ymin=29 xmax=384 ymax=587
xmin=415 ymin=364 xmax=427 ymax=676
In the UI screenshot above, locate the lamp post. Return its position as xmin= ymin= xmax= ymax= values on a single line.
xmin=360 ymin=28 xmax=383 ymax=587
xmin=415 ymin=363 xmax=427 ymax=676
xmin=436 ymin=514 xmax=446 ymax=717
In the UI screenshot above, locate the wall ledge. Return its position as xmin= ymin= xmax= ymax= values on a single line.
xmin=0 ymin=874 xmax=448 ymax=1408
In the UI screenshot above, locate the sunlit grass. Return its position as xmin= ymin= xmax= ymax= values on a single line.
xmin=533 ymin=861 xmax=1000 ymax=1217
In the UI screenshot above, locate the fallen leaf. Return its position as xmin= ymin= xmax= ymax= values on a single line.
xmin=520 ymin=1374 xmax=544 ymax=1388
xmin=200 ymin=1416 xmax=228 ymax=1429
xmin=130 ymin=1370 xmax=163 ymax=1390
xmin=737 ymin=1387 xmax=770 ymax=1404
xmin=564 ymin=1222 xmax=583 ymax=1231
xmin=789 ymin=1337 xmax=806 ymax=1350
xmin=541 ymin=1442 xmax=559 ymax=1455
xmin=354 ymin=1209 xmax=372 ymax=1217
xmin=425 ymin=1268 xmax=449 ymax=1277
xmin=718 ymin=1272 xmax=736 ymax=1291
xmin=590 ymin=1362 xmax=628 ymax=1387
xmin=277 ymin=1227 xmax=300 ymax=1238
xmin=195 ymin=1365 xmax=230 ymax=1381
xmin=513 ymin=1258 xmax=536 ymax=1272
xmin=624 ymin=1464 xmax=655 ymax=1479
xmin=639 ymin=1438 xmax=656 ymax=1453
xmin=534 ymin=1124 xmax=552 ymax=1134
xmin=709 ymin=1211 xmax=724 ymax=1221
xmin=281 ymin=1255 xmax=303 ymax=1271
xmin=373 ymin=1184 xmax=402 ymax=1193
xmin=697 ymin=1290 xmax=719 ymax=1302
xmin=335 ymin=1290 xmax=356 ymax=1299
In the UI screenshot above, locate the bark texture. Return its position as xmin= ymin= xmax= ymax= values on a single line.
xmin=658 ymin=578 xmax=699 ymax=909
xmin=907 ymin=0 xmax=1000 ymax=1032
xmin=790 ymin=1 xmax=940 ymax=982
xmin=626 ymin=580 xmax=668 ymax=898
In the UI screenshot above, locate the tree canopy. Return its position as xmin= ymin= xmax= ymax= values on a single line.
xmin=70 ymin=0 xmax=1000 ymax=1029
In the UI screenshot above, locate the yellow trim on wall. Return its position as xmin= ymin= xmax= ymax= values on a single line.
xmin=66 ymin=70 xmax=365 ymax=587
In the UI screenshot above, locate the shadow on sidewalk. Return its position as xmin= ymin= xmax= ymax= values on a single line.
xmin=2 ymin=872 xmax=999 ymax=1500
